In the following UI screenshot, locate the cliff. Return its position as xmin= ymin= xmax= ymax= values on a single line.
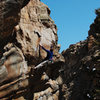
xmin=0 ymin=0 xmax=64 ymax=99
xmin=61 ymin=9 xmax=100 ymax=100
xmin=0 ymin=0 xmax=100 ymax=100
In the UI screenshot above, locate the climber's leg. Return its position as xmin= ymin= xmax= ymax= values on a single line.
xmin=35 ymin=60 xmax=48 ymax=69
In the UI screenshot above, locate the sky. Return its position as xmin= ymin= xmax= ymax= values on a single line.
xmin=41 ymin=0 xmax=100 ymax=52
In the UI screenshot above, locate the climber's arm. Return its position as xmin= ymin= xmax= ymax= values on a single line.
xmin=42 ymin=46 xmax=49 ymax=52
xmin=40 ymin=45 xmax=49 ymax=53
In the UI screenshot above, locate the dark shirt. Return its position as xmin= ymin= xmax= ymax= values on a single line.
xmin=42 ymin=46 xmax=53 ymax=60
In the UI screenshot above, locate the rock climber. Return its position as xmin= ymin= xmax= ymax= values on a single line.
xmin=35 ymin=45 xmax=54 ymax=69
xmin=40 ymin=44 xmax=53 ymax=61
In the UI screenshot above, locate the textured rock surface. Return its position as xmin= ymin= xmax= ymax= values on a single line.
xmin=0 ymin=0 xmax=64 ymax=100
xmin=0 ymin=0 xmax=30 ymax=39
xmin=0 ymin=0 xmax=100 ymax=100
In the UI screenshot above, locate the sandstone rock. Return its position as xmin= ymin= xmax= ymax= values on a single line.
xmin=0 ymin=0 xmax=30 ymax=39
xmin=0 ymin=65 xmax=8 ymax=83
xmin=14 ymin=0 xmax=59 ymax=63
xmin=1 ymin=0 xmax=100 ymax=100
xmin=0 ymin=0 xmax=64 ymax=99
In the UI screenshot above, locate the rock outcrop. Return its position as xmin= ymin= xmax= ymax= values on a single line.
xmin=0 ymin=0 xmax=64 ymax=99
xmin=0 ymin=0 xmax=30 ymax=39
xmin=0 ymin=0 xmax=100 ymax=100
xmin=61 ymin=9 xmax=100 ymax=100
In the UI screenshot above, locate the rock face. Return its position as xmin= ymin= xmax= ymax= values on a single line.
xmin=0 ymin=0 xmax=64 ymax=100
xmin=61 ymin=9 xmax=100 ymax=100
xmin=0 ymin=0 xmax=100 ymax=100
xmin=0 ymin=0 xmax=30 ymax=39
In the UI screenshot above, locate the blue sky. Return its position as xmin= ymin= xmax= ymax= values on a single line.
xmin=41 ymin=0 xmax=100 ymax=52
